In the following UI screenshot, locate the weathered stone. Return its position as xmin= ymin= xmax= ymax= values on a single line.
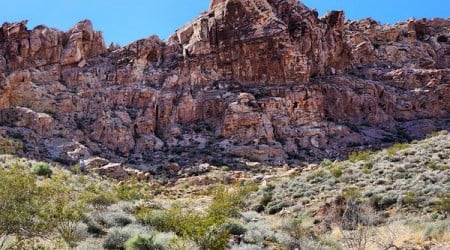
xmin=92 ymin=163 xmax=128 ymax=179
xmin=0 ymin=0 xmax=449 ymax=167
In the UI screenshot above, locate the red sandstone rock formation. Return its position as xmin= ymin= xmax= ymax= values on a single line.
xmin=0 ymin=0 xmax=449 ymax=168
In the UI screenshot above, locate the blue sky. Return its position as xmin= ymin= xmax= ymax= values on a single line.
xmin=1 ymin=0 xmax=449 ymax=46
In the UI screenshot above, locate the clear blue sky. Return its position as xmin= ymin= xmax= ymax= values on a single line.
xmin=1 ymin=0 xmax=449 ymax=46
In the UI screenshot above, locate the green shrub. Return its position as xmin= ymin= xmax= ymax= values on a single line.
xmin=138 ymin=185 xmax=255 ymax=250
xmin=223 ymin=220 xmax=247 ymax=236
xmin=306 ymin=169 xmax=327 ymax=181
xmin=81 ymin=183 xmax=117 ymax=209
xmin=362 ymin=166 xmax=372 ymax=174
xmin=0 ymin=165 xmax=50 ymax=247
xmin=342 ymin=187 xmax=361 ymax=200
xmin=153 ymin=232 xmax=178 ymax=249
xmin=401 ymin=191 xmax=419 ymax=209
xmin=329 ymin=166 xmax=343 ymax=178
xmin=265 ymin=201 xmax=288 ymax=215
xmin=40 ymin=175 xmax=89 ymax=249
xmin=439 ymin=164 xmax=450 ymax=171
xmin=348 ymin=150 xmax=372 ymax=163
xmin=370 ymin=195 xmax=397 ymax=210
xmin=137 ymin=209 xmax=171 ymax=231
xmin=124 ymin=235 xmax=163 ymax=250
xmin=32 ymin=163 xmax=53 ymax=178
xmin=428 ymin=161 xmax=439 ymax=170
xmin=386 ymin=143 xmax=410 ymax=156
xmin=320 ymin=159 xmax=333 ymax=167
xmin=113 ymin=179 xmax=151 ymax=201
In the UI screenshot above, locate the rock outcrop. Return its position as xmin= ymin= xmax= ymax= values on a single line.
xmin=0 ymin=0 xmax=449 ymax=168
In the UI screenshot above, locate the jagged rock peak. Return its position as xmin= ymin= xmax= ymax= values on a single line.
xmin=209 ymin=0 xmax=310 ymax=13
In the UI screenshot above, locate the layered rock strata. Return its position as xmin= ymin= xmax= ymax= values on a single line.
xmin=0 ymin=0 xmax=449 ymax=168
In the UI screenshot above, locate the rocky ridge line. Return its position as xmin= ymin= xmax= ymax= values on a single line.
xmin=0 ymin=0 xmax=449 ymax=171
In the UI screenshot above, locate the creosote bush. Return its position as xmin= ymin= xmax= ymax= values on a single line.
xmin=0 ymin=164 xmax=89 ymax=249
xmin=136 ymin=184 xmax=256 ymax=250
xmin=32 ymin=163 xmax=53 ymax=178
xmin=113 ymin=179 xmax=151 ymax=201
xmin=124 ymin=235 xmax=163 ymax=250
xmin=348 ymin=150 xmax=372 ymax=163
xmin=386 ymin=143 xmax=410 ymax=156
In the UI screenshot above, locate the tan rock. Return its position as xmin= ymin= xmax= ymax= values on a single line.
xmin=92 ymin=163 xmax=128 ymax=179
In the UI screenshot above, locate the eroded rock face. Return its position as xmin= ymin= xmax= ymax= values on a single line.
xmin=0 ymin=0 xmax=449 ymax=167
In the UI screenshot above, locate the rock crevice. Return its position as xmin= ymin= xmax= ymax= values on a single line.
xmin=0 ymin=0 xmax=449 ymax=166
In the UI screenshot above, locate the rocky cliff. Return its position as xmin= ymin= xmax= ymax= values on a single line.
xmin=0 ymin=0 xmax=449 ymax=169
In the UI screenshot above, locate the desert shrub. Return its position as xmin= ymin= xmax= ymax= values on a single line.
xmin=401 ymin=191 xmax=419 ymax=208
xmin=426 ymin=131 xmax=440 ymax=138
xmin=243 ymin=221 xmax=275 ymax=246
xmin=113 ymin=179 xmax=151 ymax=201
xmin=138 ymin=185 xmax=255 ymax=250
xmin=265 ymin=201 xmax=288 ymax=215
xmin=361 ymin=166 xmax=372 ymax=174
xmin=0 ymin=137 xmax=23 ymax=154
xmin=58 ymin=223 xmax=88 ymax=249
xmin=103 ymin=228 xmax=133 ymax=250
xmin=40 ymin=175 xmax=90 ymax=249
xmin=207 ymin=185 xmax=256 ymax=220
xmin=32 ymin=163 xmax=53 ymax=178
xmin=81 ymin=183 xmax=117 ymax=209
xmin=141 ymin=205 xmax=229 ymax=250
xmin=386 ymin=143 xmax=410 ymax=156
xmin=321 ymin=159 xmax=333 ymax=167
xmin=342 ymin=187 xmax=362 ymax=201
xmin=68 ymin=163 xmax=83 ymax=174
xmin=435 ymin=192 xmax=450 ymax=216
xmin=422 ymin=220 xmax=450 ymax=241
xmin=100 ymin=211 xmax=134 ymax=227
xmin=0 ymin=165 xmax=50 ymax=248
xmin=102 ymin=225 xmax=150 ymax=250
xmin=281 ymin=218 xmax=317 ymax=240
xmin=230 ymin=243 xmax=262 ymax=250
xmin=336 ymin=189 xmax=382 ymax=250
xmin=260 ymin=192 xmax=273 ymax=206
xmin=223 ymin=220 xmax=247 ymax=236
xmin=84 ymin=215 xmax=107 ymax=236
xmin=329 ymin=166 xmax=343 ymax=178
xmin=428 ymin=161 xmax=439 ymax=170
xmin=370 ymin=195 xmax=398 ymax=210
xmin=307 ymin=169 xmax=327 ymax=180
xmin=348 ymin=150 xmax=372 ymax=163
xmin=124 ymin=235 xmax=163 ymax=250
xmin=152 ymin=232 xmax=178 ymax=249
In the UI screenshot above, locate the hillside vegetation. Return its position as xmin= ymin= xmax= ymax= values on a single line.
xmin=0 ymin=131 xmax=449 ymax=249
